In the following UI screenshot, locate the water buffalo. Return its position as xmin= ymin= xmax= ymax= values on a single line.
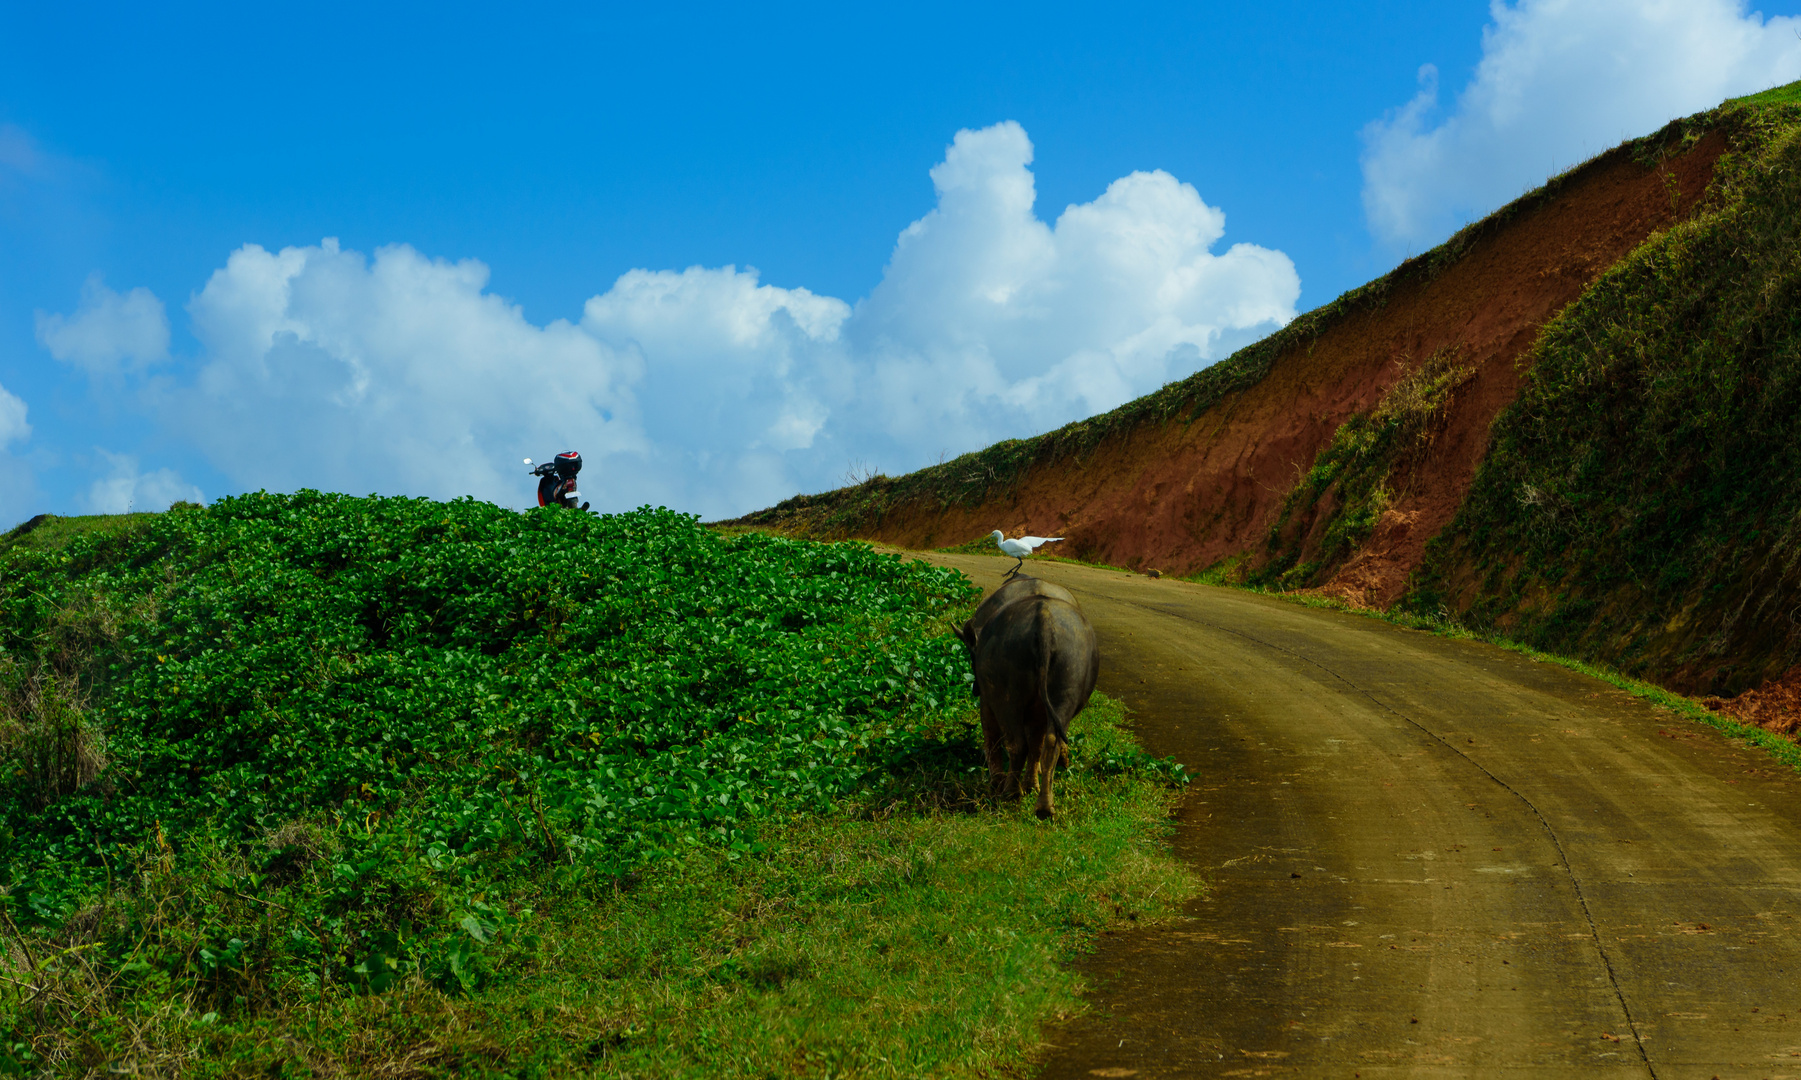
xmin=964 ymin=594 xmax=1098 ymax=820
xmin=954 ymin=575 xmax=1079 ymax=767
xmin=954 ymin=575 xmax=1077 ymax=677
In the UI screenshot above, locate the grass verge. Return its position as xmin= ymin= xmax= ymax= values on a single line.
xmin=1 ymin=500 xmax=1197 ymax=1078
xmin=7 ymin=693 xmax=1196 ymax=1078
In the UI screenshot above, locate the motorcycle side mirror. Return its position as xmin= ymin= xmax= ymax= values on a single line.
xmin=523 ymin=458 xmax=533 ymax=465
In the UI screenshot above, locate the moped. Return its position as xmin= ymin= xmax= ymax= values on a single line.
xmin=524 ymin=452 xmax=590 ymax=510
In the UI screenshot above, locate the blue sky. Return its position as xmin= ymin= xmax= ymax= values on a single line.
xmin=4 ymin=1 xmax=1801 ymax=528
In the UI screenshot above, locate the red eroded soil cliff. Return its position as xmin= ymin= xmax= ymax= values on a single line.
xmin=833 ymin=132 xmax=1729 ymax=601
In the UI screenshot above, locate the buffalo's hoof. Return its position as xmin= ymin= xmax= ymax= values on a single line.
xmin=1034 ymin=806 xmax=1053 ymax=821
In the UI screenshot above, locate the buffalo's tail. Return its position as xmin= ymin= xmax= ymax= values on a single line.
xmin=1037 ymin=607 xmax=1071 ymax=745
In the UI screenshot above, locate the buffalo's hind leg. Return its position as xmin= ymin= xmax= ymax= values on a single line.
xmin=978 ymin=700 xmax=1010 ymax=798
xmin=1033 ymin=732 xmax=1062 ymax=820
xmin=1017 ymin=734 xmax=1039 ymax=799
xmin=1002 ymin=729 xmax=1028 ymax=800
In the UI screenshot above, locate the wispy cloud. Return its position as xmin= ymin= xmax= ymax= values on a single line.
xmin=0 ymin=124 xmax=49 ymax=179
xmin=0 ymin=380 xmax=28 ymax=449
xmin=0 ymin=381 xmax=36 ymax=529
xmin=79 ymin=450 xmax=204 ymax=514
xmin=35 ymin=273 xmax=171 ymax=373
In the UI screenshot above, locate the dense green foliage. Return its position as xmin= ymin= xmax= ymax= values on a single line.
xmin=0 ymin=497 xmax=973 ymax=1020
xmin=1407 ymin=100 xmax=1801 ymax=691
xmin=49 ymin=697 xmax=1193 ymax=1078
xmin=0 ymin=496 xmax=1192 ymax=1076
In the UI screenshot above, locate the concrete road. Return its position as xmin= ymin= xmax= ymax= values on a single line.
xmin=917 ymin=553 xmax=1801 ymax=1079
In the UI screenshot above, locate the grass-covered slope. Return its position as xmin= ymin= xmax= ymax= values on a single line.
xmin=0 ymin=512 xmax=165 ymax=556
xmin=731 ymin=109 xmax=1733 ymax=544
xmin=1406 ymin=100 xmax=1801 ymax=694
xmin=0 ymin=495 xmax=1193 ymax=1076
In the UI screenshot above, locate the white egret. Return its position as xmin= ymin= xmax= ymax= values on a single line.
xmin=991 ymin=530 xmax=1063 ymax=577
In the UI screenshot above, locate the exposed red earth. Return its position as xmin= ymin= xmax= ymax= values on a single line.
xmin=839 ymin=131 xmax=1728 ymax=610
xmin=774 ymin=121 xmax=1801 ymax=729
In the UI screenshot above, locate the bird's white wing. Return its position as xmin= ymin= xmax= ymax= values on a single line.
xmin=1021 ymin=536 xmax=1064 ymax=550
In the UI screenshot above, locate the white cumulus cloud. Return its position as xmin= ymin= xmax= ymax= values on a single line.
xmin=1363 ymin=0 xmax=1801 ymax=248
xmin=35 ymin=273 xmax=171 ymax=373
xmin=176 ymin=238 xmax=644 ymax=507
xmin=580 ymin=264 xmax=852 ymax=510
xmin=84 ymin=122 xmax=1296 ymax=519
xmin=80 ymin=450 xmax=204 ymax=514
xmin=846 ymin=122 xmax=1297 ymax=458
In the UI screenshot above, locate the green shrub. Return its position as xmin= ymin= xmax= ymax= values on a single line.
xmin=0 ymin=494 xmax=979 ymax=1011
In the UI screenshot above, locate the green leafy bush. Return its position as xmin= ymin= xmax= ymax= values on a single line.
xmin=0 ymin=493 xmax=978 ymax=1018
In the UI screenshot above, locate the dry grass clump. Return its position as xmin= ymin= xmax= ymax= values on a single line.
xmin=0 ymin=662 xmax=106 ymax=806
xmin=0 ymin=589 xmax=142 ymax=807
xmin=1372 ymin=346 xmax=1477 ymax=448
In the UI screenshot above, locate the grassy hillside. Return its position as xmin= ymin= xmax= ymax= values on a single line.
xmin=1405 ymin=98 xmax=1801 ymax=694
xmin=731 ymin=106 xmax=1737 ymax=543
xmin=0 ymin=512 xmax=166 ymax=556
xmin=0 ymin=496 xmax=1193 ymax=1076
